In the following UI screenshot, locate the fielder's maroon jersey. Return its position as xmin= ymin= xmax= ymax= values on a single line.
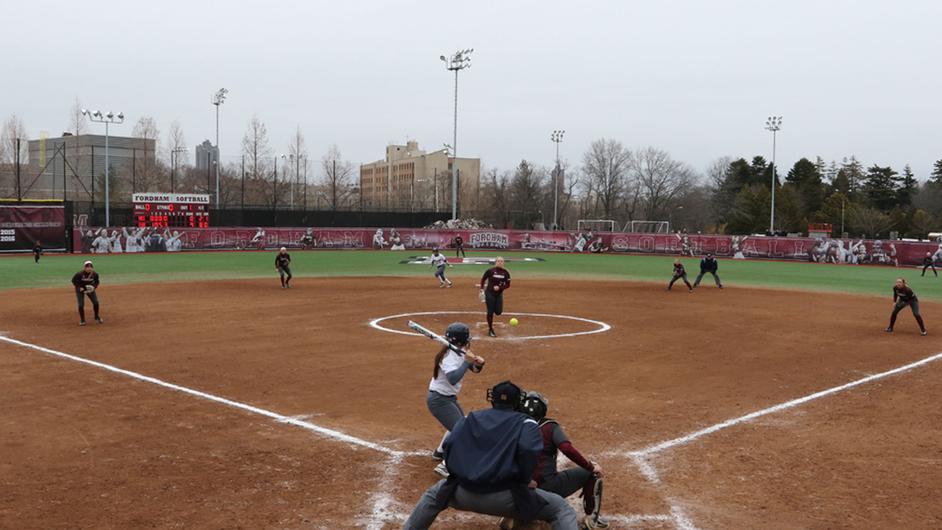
xmin=72 ymin=270 xmax=100 ymax=292
xmin=275 ymin=253 xmax=291 ymax=268
xmin=673 ymin=262 xmax=686 ymax=276
xmin=893 ymin=285 xmax=917 ymax=303
xmin=481 ymin=266 xmax=511 ymax=293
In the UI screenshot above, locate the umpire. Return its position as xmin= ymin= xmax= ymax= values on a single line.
xmin=693 ymin=252 xmax=723 ymax=288
xmin=404 ymin=381 xmax=579 ymax=530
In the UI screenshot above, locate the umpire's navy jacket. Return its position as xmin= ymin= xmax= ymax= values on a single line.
xmin=700 ymin=257 xmax=718 ymax=273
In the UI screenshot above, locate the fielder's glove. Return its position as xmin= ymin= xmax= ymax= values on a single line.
xmin=85 ymin=285 xmax=95 ymax=293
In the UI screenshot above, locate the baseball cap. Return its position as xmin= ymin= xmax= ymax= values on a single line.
xmin=489 ymin=380 xmax=522 ymax=410
xmin=83 ymin=260 xmax=93 ymax=267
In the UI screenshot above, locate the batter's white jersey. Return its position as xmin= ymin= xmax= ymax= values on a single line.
xmin=428 ymin=350 xmax=466 ymax=396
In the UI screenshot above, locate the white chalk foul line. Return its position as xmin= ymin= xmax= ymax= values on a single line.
xmin=0 ymin=335 xmax=423 ymax=458
xmin=369 ymin=311 xmax=612 ymax=341
xmin=630 ymin=350 xmax=942 ymax=457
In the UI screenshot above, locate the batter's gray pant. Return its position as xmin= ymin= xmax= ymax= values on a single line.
xmin=693 ymin=271 xmax=722 ymax=287
xmin=403 ymin=479 xmax=579 ymax=530
xmin=427 ymin=391 xmax=464 ymax=431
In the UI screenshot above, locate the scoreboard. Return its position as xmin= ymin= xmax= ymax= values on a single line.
xmin=132 ymin=193 xmax=210 ymax=228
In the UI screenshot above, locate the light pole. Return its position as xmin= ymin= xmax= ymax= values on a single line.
xmin=170 ymin=146 xmax=188 ymax=193
xmin=82 ymin=109 xmax=124 ymax=227
xmin=440 ymin=48 xmax=473 ymax=220
xmin=212 ymin=88 xmax=227 ymax=208
xmin=765 ymin=116 xmax=782 ymax=234
xmin=551 ymin=130 xmax=565 ymax=230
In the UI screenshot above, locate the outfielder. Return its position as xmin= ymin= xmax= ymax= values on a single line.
xmin=427 ymin=322 xmax=484 ymax=477
xmin=693 ymin=252 xmax=723 ymax=288
xmin=480 ymin=257 xmax=512 ymax=337
xmin=275 ymin=247 xmax=292 ymax=288
xmin=667 ymin=259 xmax=693 ymax=292
xmin=886 ymin=278 xmax=927 ymax=335
xmin=33 ymin=241 xmax=42 ymax=263
xmin=405 ymin=380 xmax=578 ymax=530
xmin=71 ymin=260 xmax=102 ymax=326
xmin=506 ymin=391 xmax=609 ymax=529
xmin=430 ymin=248 xmax=453 ymax=288
xmin=921 ymin=252 xmax=937 ymax=277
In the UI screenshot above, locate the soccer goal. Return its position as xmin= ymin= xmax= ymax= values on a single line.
xmin=577 ymin=219 xmax=616 ymax=232
xmin=625 ymin=220 xmax=670 ymax=233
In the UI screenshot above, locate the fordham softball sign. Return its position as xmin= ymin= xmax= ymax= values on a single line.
xmin=69 ymin=226 xmax=942 ymax=267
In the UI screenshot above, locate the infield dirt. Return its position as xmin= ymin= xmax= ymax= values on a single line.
xmin=2 ymin=277 xmax=941 ymax=528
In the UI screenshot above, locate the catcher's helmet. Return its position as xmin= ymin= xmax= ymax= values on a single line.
xmin=444 ymin=322 xmax=470 ymax=345
xmin=521 ymin=391 xmax=549 ymax=421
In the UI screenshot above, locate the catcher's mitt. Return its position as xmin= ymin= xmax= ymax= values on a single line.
xmin=85 ymin=285 xmax=96 ymax=293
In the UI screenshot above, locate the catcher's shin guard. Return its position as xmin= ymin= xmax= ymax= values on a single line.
xmin=583 ymin=478 xmax=603 ymax=522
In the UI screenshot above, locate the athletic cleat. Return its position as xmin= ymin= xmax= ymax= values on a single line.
xmin=446 ymin=282 xmax=453 ymax=288
xmin=439 ymin=284 xmax=446 ymax=288
xmin=433 ymin=461 xmax=449 ymax=478
xmin=95 ymin=317 xmax=103 ymax=324
xmin=432 ymin=450 xmax=444 ymax=461
xmin=498 ymin=517 xmax=522 ymax=529
xmin=79 ymin=321 xmax=86 ymax=326
xmin=582 ymin=515 xmax=610 ymax=529
xmin=884 ymin=327 xmax=893 ymax=333
xmin=488 ymin=329 xmax=497 ymax=338
xmin=921 ymin=330 xmax=928 ymax=336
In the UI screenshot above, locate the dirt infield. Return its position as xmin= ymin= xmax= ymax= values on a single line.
xmin=2 ymin=277 xmax=941 ymax=529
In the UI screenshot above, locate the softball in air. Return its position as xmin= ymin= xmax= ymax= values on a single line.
xmin=509 ymin=317 xmax=519 ymax=327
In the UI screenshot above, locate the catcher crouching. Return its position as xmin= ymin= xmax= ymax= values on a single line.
xmin=72 ymin=260 xmax=102 ymax=326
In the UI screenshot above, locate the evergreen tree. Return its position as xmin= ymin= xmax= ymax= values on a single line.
xmin=897 ymin=164 xmax=917 ymax=207
xmin=931 ymin=159 xmax=942 ymax=186
xmin=839 ymin=156 xmax=865 ymax=193
xmin=786 ymin=158 xmax=825 ymax=216
xmin=863 ymin=164 xmax=899 ymax=211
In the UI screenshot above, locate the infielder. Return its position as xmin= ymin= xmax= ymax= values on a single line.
xmin=454 ymin=235 xmax=466 ymax=258
xmin=693 ymin=252 xmax=723 ymax=288
xmin=430 ymin=248 xmax=453 ymax=288
xmin=509 ymin=391 xmax=609 ymax=529
xmin=427 ymin=323 xmax=484 ymax=477
xmin=886 ymin=278 xmax=927 ymax=335
xmin=71 ymin=260 xmax=102 ymax=326
xmin=275 ymin=247 xmax=292 ymax=288
xmin=667 ymin=259 xmax=693 ymax=292
xmin=480 ymin=257 xmax=512 ymax=337
xmin=405 ymin=380 xmax=578 ymax=530
xmin=921 ymin=252 xmax=937 ymax=277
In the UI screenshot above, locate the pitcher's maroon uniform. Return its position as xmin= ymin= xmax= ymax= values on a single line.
xmin=480 ymin=264 xmax=511 ymax=337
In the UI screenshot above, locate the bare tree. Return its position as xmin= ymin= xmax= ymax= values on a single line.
xmin=167 ymin=120 xmax=187 ymax=165
xmin=68 ymin=98 xmax=88 ymax=136
xmin=287 ymin=126 xmax=307 ymax=208
xmin=321 ymin=144 xmax=354 ymax=210
xmin=630 ymin=147 xmax=696 ymax=220
xmin=581 ymin=138 xmax=631 ymax=220
xmin=0 ymin=114 xmax=28 ymax=164
xmin=132 ymin=116 xmax=161 ymax=191
xmin=241 ymin=116 xmax=273 ymax=206
xmin=554 ymin=161 xmax=582 ymax=230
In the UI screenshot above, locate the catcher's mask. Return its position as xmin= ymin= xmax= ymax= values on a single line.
xmin=521 ymin=391 xmax=548 ymax=421
xmin=487 ymin=380 xmax=525 ymax=411
xmin=444 ymin=322 xmax=470 ymax=346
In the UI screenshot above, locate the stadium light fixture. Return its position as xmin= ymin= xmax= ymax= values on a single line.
xmin=441 ymin=47 xmax=474 ymax=220
xmin=84 ymin=109 xmax=125 ymax=227
xmin=765 ymin=116 xmax=783 ymax=234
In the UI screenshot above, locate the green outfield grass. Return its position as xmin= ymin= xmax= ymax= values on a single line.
xmin=2 ymin=250 xmax=940 ymax=300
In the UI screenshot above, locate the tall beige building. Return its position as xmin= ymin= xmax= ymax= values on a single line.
xmin=359 ymin=140 xmax=480 ymax=212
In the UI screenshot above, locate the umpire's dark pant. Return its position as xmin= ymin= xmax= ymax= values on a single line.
xmin=76 ymin=290 xmax=100 ymax=321
xmin=456 ymin=245 xmax=466 ymax=258
xmin=404 ymin=479 xmax=578 ymax=529
xmin=694 ymin=270 xmax=722 ymax=287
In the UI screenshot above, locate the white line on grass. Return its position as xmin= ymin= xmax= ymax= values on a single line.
xmin=627 ymin=350 xmax=942 ymax=458
xmin=0 ymin=335 xmax=423 ymax=458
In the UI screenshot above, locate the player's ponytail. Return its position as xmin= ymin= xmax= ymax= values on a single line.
xmin=432 ymin=345 xmax=449 ymax=379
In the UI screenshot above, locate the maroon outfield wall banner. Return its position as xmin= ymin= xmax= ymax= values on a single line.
xmin=70 ymin=226 xmax=942 ymax=267
xmin=0 ymin=204 xmax=67 ymax=252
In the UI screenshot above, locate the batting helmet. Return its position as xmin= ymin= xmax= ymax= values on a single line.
xmin=444 ymin=322 xmax=470 ymax=345
xmin=521 ymin=391 xmax=549 ymax=421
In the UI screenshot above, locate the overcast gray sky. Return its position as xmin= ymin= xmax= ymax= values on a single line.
xmin=4 ymin=0 xmax=941 ymax=179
